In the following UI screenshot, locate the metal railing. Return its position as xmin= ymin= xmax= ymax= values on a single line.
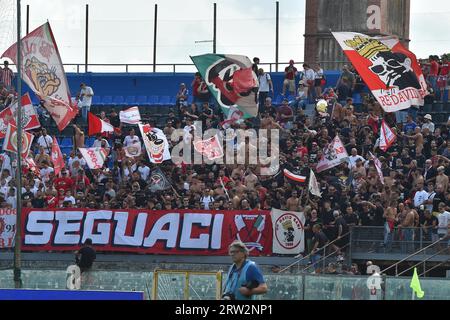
xmin=350 ymin=226 xmax=445 ymax=255
xmin=279 ymin=231 xmax=351 ymax=273
xmin=6 ymin=61 xmax=348 ymax=73
xmin=380 ymin=237 xmax=445 ymax=276
xmin=302 ymin=242 xmax=351 ymax=273
xmin=396 ymin=246 xmax=449 ymax=277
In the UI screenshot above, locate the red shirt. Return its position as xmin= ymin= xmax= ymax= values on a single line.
xmin=46 ymin=196 xmax=58 ymax=208
xmin=296 ymin=146 xmax=309 ymax=158
xmin=439 ymin=63 xmax=449 ymax=76
xmin=368 ymin=115 xmax=379 ymax=135
xmin=430 ymin=61 xmax=439 ymax=76
xmin=216 ymin=176 xmax=231 ymax=187
xmin=192 ymin=78 xmax=201 ymax=97
xmin=53 ymin=176 xmax=74 ymax=192
xmin=73 ymin=175 xmax=91 ymax=191
xmin=284 ymin=66 xmax=297 ymax=80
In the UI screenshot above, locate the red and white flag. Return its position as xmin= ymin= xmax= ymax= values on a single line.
xmin=138 ymin=124 xmax=171 ymax=163
xmin=24 ymin=156 xmax=40 ymax=177
xmin=379 ymin=120 xmax=396 ymax=152
xmin=332 ymin=32 xmax=428 ymax=113
xmin=51 ymin=136 xmax=65 ymax=176
xmin=193 ymin=134 xmax=224 ymax=160
xmin=0 ymin=93 xmax=40 ymax=138
xmin=2 ymin=123 xmax=34 ymax=158
xmin=316 ymin=136 xmax=349 ymax=173
xmin=369 ymin=152 xmax=385 ymax=185
xmin=283 ymin=169 xmax=307 ymax=183
xmin=120 ymin=107 xmax=141 ymax=124
xmin=2 ymin=22 xmax=78 ymax=131
xmin=78 ymin=147 xmax=109 ymax=170
xmin=88 ymin=112 xmax=114 ymax=136
xmin=219 ymin=106 xmax=244 ymax=129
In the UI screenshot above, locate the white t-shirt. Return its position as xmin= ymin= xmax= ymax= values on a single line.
xmin=413 ymin=190 xmax=429 ymax=207
xmin=201 ymin=195 xmax=214 ymax=210
xmin=80 ymin=86 xmax=94 ymax=107
xmin=40 ymin=166 xmax=54 ymax=182
xmin=123 ymin=135 xmax=141 ymax=147
xmin=93 ymin=138 xmax=110 ymax=148
xmin=0 ymin=153 xmax=12 ymax=175
xmin=37 ymin=135 xmax=53 ymax=153
xmin=304 ymin=69 xmax=315 ymax=81
xmin=437 ymin=211 xmax=450 ymax=235
xmin=63 ymin=196 xmax=76 ymax=205
xmin=6 ymin=195 xmax=16 ymax=209
xmin=258 ymin=73 xmax=271 ymax=93
xmin=348 ymin=155 xmax=365 ymax=169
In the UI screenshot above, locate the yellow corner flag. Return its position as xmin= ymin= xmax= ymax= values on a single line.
xmin=410 ymin=267 xmax=425 ymax=299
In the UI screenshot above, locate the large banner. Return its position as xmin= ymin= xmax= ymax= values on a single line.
xmin=21 ymin=209 xmax=273 ymax=256
xmin=191 ymin=54 xmax=259 ymax=118
xmin=0 ymin=209 xmax=16 ymax=248
xmin=2 ymin=22 xmax=77 ymax=131
xmin=332 ymin=32 xmax=428 ymax=112
xmin=271 ymin=209 xmax=305 ymax=255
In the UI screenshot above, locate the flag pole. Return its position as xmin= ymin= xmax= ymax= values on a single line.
xmin=14 ymin=0 xmax=23 ymax=289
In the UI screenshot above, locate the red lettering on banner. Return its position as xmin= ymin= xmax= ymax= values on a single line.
xmin=391 ymin=95 xmax=400 ymax=105
xmin=398 ymin=91 xmax=407 ymax=103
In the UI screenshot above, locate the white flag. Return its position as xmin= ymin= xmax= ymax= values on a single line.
xmin=138 ymin=124 xmax=171 ymax=164
xmin=271 ymin=209 xmax=305 ymax=255
xmin=119 ymin=106 xmax=141 ymax=124
xmin=78 ymin=147 xmax=109 ymax=169
xmin=369 ymin=152 xmax=385 ymax=185
xmin=308 ymin=169 xmax=322 ymax=198
xmin=316 ymin=136 xmax=349 ymax=173
xmin=379 ymin=120 xmax=396 ymax=152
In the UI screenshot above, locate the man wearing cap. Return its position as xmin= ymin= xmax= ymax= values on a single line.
xmin=282 ymin=60 xmax=298 ymax=96
xmin=422 ymin=114 xmax=435 ymax=133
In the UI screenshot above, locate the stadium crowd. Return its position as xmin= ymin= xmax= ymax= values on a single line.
xmin=0 ymin=55 xmax=449 ymax=262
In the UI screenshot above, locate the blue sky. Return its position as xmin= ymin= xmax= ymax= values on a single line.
xmin=0 ymin=0 xmax=449 ymax=71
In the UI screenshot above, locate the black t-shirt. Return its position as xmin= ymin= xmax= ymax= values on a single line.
xmin=335 ymin=216 xmax=349 ymax=236
xmin=31 ymin=197 xmax=45 ymax=208
xmin=22 ymin=191 xmax=34 ymax=201
xmin=423 ymin=215 xmax=438 ymax=234
xmin=344 ymin=213 xmax=360 ymax=226
xmin=77 ymin=246 xmax=96 ymax=271
xmin=304 ymin=218 xmax=322 ymax=239
xmin=432 ymin=192 xmax=446 ymax=212
xmin=312 ymin=231 xmax=329 ymax=255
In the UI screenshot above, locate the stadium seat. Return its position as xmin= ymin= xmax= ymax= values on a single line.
xmin=113 ymin=96 xmax=126 ymax=106
xmin=147 ymin=95 xmax=159 ymax=105
xmin=169 ymin=96 xmax=177 ymax=106
xmin=61 ymin=146 xmax=73 ymax=157
xmin=85 ymin=137 xmax=96 ymax=146
xmin=157 ymin=96 xmax=171 ymax=105
xmin=352 ymin=94 xmax=362 ymax=104
xmin=92 ymin=95 xmax=101 ymax=105
xmin=125 ymin=95 xmax=136 ymax=105
xmin=60 ymin=137 xmax=73 ymax=147
xmin=135 ymin=95 xmax=148 ymax=106
xmin=99 ymin=95 xmax=113 ymax=106
xmin=274 ymin=94 xmax=283 ymax=105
